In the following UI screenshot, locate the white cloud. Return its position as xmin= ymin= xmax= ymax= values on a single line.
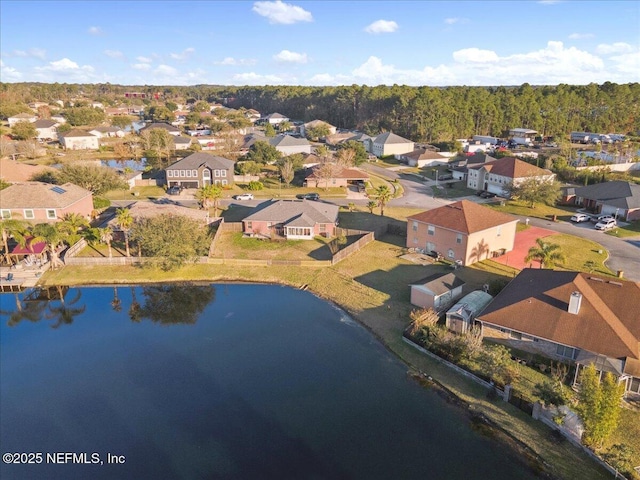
xmin=444 ymin=18 xmax=469 ymax=25
xmin=232 ymin=72 xmax=288 ymax=84
xmin=169 ymin=47 xmax=195 ymax=61
xmin=364 ymin=20 xmax=398 ymax=34
xmin=104 ymin=50 xmax=124 ymax=59
xmin=452 ymin=48 xmax=500 ymax=63
xmin=252 ymin=1 xmax=313 ymax=25
xmin=11 ymin=48 xmax=46 ymax=59
xmin=87 ymin=26 xmax=103 ymax=35
xmin=215 ymin=57 xmax=257 ymax=66
xmin=273 ymin=50 xmax=308 ymax=64
xmin=33 ymin=58 xmax=98 ymax=82
xmin=596 ymin=42 xmax=634 ymax=55
xmin=568 ymin=33 xmax=594 ymax=40
xmin=154 ymin=64 xmax=178 ymax=76
xmin=1 ymin=60 xmax=22 ymax=81
xmin=136 ymin=56 xmax=153 ymax=63
xmin=132 ymin=63 xmax=151 ymax=71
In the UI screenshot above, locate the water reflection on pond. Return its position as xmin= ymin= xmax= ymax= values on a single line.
xmin=0 ymin=284 xmax=539 ymax=480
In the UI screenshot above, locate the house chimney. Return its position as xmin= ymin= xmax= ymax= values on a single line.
xmin=568 ymin=292 xmax=582 ymax=315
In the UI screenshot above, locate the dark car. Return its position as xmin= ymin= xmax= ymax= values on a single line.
xmin=480 ymin=191 xmax=497 ymax=198
xmin=167 ymin=186 xmax=182 ymax=195
xmin=296 ymin=193 xmax=319 ymax=201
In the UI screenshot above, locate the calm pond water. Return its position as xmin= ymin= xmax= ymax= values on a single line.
xmin=0 ymin=285 xmax=539 ymax=479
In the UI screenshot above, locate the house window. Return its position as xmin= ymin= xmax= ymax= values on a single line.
xmin=203 ymin=170 xmax=211 ymax=179
xmin=413 ymin=237 xmax=418 ymax=244
xmin=221 ymin=170 xmax=227 ymax=177
xmin=497 ymin=226 xmax=502 ymax=236
xmin=412 ymin=221 xmax=418 ymax=231
xmin=46 ymin=209 xmax=56 ymax=220
xmin=179 ymin=170 xmax=185 ymax=177
xmin=222 ymin=180 xmax=228 ymax=186
xmin=214 ymin=170 xmax=220 ymax=177
xmin=427 ymin=225 xmax=435 ymax=236
xmin=1 ymin=210 xmax=11 ymax=219
xmin=447 ymin=249 xmax=455 ymax=259
xmin=426 ymin=242 xmax=435 ymax=252
xmin=23 ymin=209 xmax=35 ymax=219
xmin=167 ymin=170 xmax=173 ymax=178
xmin=319 ymin=224 xmax=326 ymax=233
xmin=510 ymin=331 xmax=522 ymax=340
xmin=456 ymin=234 xmax=462 ymax=244
xmin=246 ymin=221 xmax=252 ymax=230
xmin=556 ymin=344 xmax=578 ymax=360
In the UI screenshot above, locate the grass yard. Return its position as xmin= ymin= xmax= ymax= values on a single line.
xmin=104 ymin=185 xmax=166 ymax=201
xmin=212 ymin=231 xmax=334 ymax=260
xmin=604 ymin=407 xmax=640 ymax=470
xmin=489 ymin=200 xmax=577 ymax=221
xmin=431 ymin=181 xmax=477 ymax=199
xmin=548 ymin=233 xmax=615 ymax=276
xmin=606 ymin=220 xmax=640 ymax=238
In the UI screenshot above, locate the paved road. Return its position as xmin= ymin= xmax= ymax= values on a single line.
xmin=517 ymin=215 xmax=640 ymax=281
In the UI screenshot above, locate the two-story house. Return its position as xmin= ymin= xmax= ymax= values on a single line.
xmin=466 ymin=156 xmax=554 ymax=195
xmin=33 ymin=119 xmax=58 ymax=141
xmin=165 ymin=152 xmax=235 ymax=189
xmin=370 ymin=132 xmax=414 ymax=158
xmin=406 ymin=200 xmax=518 ymax=266
xmin=0 ymin=182 xmax=93 ymax=222
xmin=59 ymin=130 xmax=99 ymax=150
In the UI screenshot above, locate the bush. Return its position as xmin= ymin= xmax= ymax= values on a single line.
xmin=247 ymin=181 xmax=264 ymax=191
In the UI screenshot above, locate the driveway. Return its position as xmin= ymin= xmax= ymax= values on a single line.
xmin=492 ymin=226 xmax=557 ymax=270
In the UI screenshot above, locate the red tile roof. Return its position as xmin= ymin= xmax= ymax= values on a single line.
xmin=407 ymin=200 xmax=518 ymax=234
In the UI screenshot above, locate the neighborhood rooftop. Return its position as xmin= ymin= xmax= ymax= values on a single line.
xmin=407 ymin=200 xmax=518 ymax=234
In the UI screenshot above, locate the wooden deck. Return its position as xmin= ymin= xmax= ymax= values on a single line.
xmin=0 ymin=262 xmax=49 ymax=292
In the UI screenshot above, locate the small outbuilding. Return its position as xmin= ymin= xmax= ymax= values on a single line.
xmin=409 ymin=272 xmax=465 ymax=311
xmin=445 ymin=290 xmax=493 ymax=334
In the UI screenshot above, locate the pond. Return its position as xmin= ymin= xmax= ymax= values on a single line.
xmin=0 ymin=285 xmax=539 ymax=479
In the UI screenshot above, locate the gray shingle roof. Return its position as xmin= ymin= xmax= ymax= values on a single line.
xmin=269 ymin=135 xmax=311 ymax=147
xmin=166 ymin=152 xmax=234 ymax=171
xmin=244 ymin=199 xmax=339 ymax=226
xmin=61 ymin=129 xmax=96 ymax=138
xmin=410 ymin=272 xmax=465 ymax=295
xmin=575 ymin=181 xmax=640 ymax=209
xmin=33 ymin=119 xmax=57 ymax=128
xmin=374 ymin=132 xmax=413 ymax=145
xmin=140 ymin=122 xmax=180 ymax=132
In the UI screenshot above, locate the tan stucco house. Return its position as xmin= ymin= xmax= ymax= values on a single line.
xmin=466 ymin=156 xmax=555 ymax=195
xmin=410 ymin=272 xmax=465 ymax=311
xmin=406 ymin=200 xmax=519 ymax=266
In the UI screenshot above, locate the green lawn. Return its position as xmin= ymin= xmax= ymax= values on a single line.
xmin=431 ymin=180 xmax=477 ymax=199
xmin=489 ymin=200 xmax=577 ymax=221
xmin=606 ymin=220 xmax=640 ymax=238
xmin=547 ymin=233 xmax=615 ymax=276
xmin=104 ymin=185 xmax=166 ymax=201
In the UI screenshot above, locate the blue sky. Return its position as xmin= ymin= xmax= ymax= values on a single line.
xmin=1 ymin=0 xmax=638 ymax=86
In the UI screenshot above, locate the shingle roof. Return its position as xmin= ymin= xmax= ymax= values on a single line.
xmin=304 ymin=119 xmax=335 ymax=129
xmin=173 ymin=136 xmax=192 ymax=144
xmin=90 ymin=126 xmax=121 ymax=133
xmin=407 ymin=200 xmax=518 ymax=234
xmin=140 ymin=122 xmax=180 ymax=132
xmin=306 ymin=165 xmax=369 ymax=180
xmin=61 ymin=129 xmax=96 ymax=138
xmin=106 ymin=201 xmax=209 ymax=227
xmin=266 ymin=112 xmax=288 ymax=119
xmin=477 ymin=269 xmax=640 ymax=366
xmin=0 ymin=182 xmax=92 ymax=209
xmin=10 ymin=112 xmax=35 ymax=119
xmin=468 ymin=156 xmax=552 ymax=179
xmin=373 ymin=132 xmax=413 ymax=145
xmin=270 ymin=135 xmax=310 ymax=147
xmin=244 ymin=199 xmax=339 ymax=225
xmin=166 ymin=152 xmax=234 ymax=171
xmin=404 ymin=149 xmax=447 ymax=161
xmin=410 ymin=272 xmax=465 ymax=296
xmin=33 ymin=119 xmax=57 ymax=128
xmin=574 ymin=181 xmax=640 ymax=210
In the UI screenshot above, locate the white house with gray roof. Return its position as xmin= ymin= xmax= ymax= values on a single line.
xmin=33 ymin=119 xmax=58 ymax=141
xmin=263 ymin=113 xmax=289 ymax=125
xmin=269 ymin=134 xmax=312 ymax=155
xmin=59 ymin=129 xmax=99 ymax=150
xmin=371 ymin=132 xmax=414 ymax=157
xmin=242 ymin=199 xmax=339 ymax=240
xmin=165 ymin=152 xmax=235 ymax=189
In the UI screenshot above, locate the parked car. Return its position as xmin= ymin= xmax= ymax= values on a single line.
xmin=296 ymin=193 xmax=319 ymax=201
xmin=594 ymin=218 xmax=617 ymax=231
xmin=570 ymin=213 xmax=590 ymax=223
xmin=480 ymin=191 xmax=497 ymax=198
xmin=591 ymin=214 xmax=614 ymax=223
xmin=167 ymin=186 xmax=182 ymax=195
xmin=234 ymin=193 xmax=254 ymax=201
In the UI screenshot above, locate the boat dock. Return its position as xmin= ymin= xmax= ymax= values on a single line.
xmin=0 ymin=263 xmax=49 ymax=293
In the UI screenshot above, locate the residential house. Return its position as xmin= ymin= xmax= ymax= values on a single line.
xmin=33 ymin=119 xmax=58 ymax=141
xmin=452 ymin=153 xmax=497 ymax=181
xmin=446 ymin=290 xmax=493 ymax=334
xmin=165 ymin=152 xmax=234 ymax=189
xmin=475 ymin=268 xmax=640 ymax=397
xmin=28 ymin=102 xmax=49 ymax=111
xmin=301 ymin=153 xmax=322 ymax=169
xmin=406 ymin=200 xmax=519 ymax=266
xmin=401 ymin=149 xmax=449 ymax=168
xmin=89 ymin=126 xmax=125 ymax=138
xmin=0 ymin=182 xmax=93 ymax=222
xmin=263 ymin=113 xmax=289 ymax=126
xmin=50 ymin=114 xmax=66 ymax=124
xmin=325 ymin=132 xmax=357 ymax=146
xmin=269 ymin=134 xmax=312 ymax=156
xmin=173 ymin=136 xmax=192 ymax=151
xmin=8 ymin=112 xmax=37 ymax=127
xmin=574 ymin=181 xmax=640 ymax=221
xmin=139 ymin=122 xmax=181 ymax=136
xmin=371 ymin=132 xmax=415 ymax=158
xmin=242 ymin=199 xmax=339 ymax=240
xmin=105 ymin=107 xmax=130 ymax=116
xmin=106 ymin=201 xmax=211 ymax=236
xmin=466 ymin=156 xmax=554 ymax=195
xmin=299 ymin=120 xmax=337 ymax=139
xmin=410 ymin=272 xmax=466 ymax=311
xmin=59 ymin=129 xmax=99 ymax=150
xmin=304 ymin=165 xmax=369 ymax=189
xmin=245 ymin=109 xmax=261 ymax=123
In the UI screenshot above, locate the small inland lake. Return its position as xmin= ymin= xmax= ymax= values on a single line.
xmin=0 ymin=284 xmax=540 ymax=479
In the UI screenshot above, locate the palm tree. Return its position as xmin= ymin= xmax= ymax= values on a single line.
xmin=115 ymin=208 xmax=134 ymax=257
xmin=111 ymin=286 xmax=122 ymax=312
xmin=59 ymin=213 xmax=89 ymax=246
xmin=469 ymin=239 xmax=490 ymax=264
xmin=374 ymin=185 xmax=392 ymax=216
xmin=0 ymin=219 xmax=28 ymax=265
xmin=525 ymin=238 xmax=566 ymax=269
xmin=195 ymin=184 xmax=223 ymax=216
xmin=1 ymin=293 xmax=47 ymax=327
xmin=129 ymin=286 xmax=142 ymax=322
xmin=31 ymin=223 xmax=67 ymax=269
xmin=46 ymin=289 xmax=86 ymax=329
xmin=98 ymin=227 xmax=114 ymax=258
xmin=366 ymin=201 xmax=377 ymax=214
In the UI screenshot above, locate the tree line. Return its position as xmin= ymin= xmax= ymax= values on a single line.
xmin=2 ymin=82 xmax=639 ymax=143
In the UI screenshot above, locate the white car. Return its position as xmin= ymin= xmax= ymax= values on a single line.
xmin=594 ymin=218 xmax=617 ymax=231
xmin=570 ymin=213 xmax=590 ymax=223
xmin=234 ymin=193 xmax=254 ymax=201
xmin=591 ymin=214 xmax=614 ymax=223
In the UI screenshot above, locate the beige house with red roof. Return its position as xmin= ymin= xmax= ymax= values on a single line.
xmin=476 ymin=269 xmax=640 ymax=397
xmin=304 ymin=165 xmax=369 ymax=188
xmin=0 ymin=182 xmax=93 ymax=222
xmin=406 ymin=200 xmax=519 ymax=265
xmin=467 ymin=156 xmax=554 ymax=195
